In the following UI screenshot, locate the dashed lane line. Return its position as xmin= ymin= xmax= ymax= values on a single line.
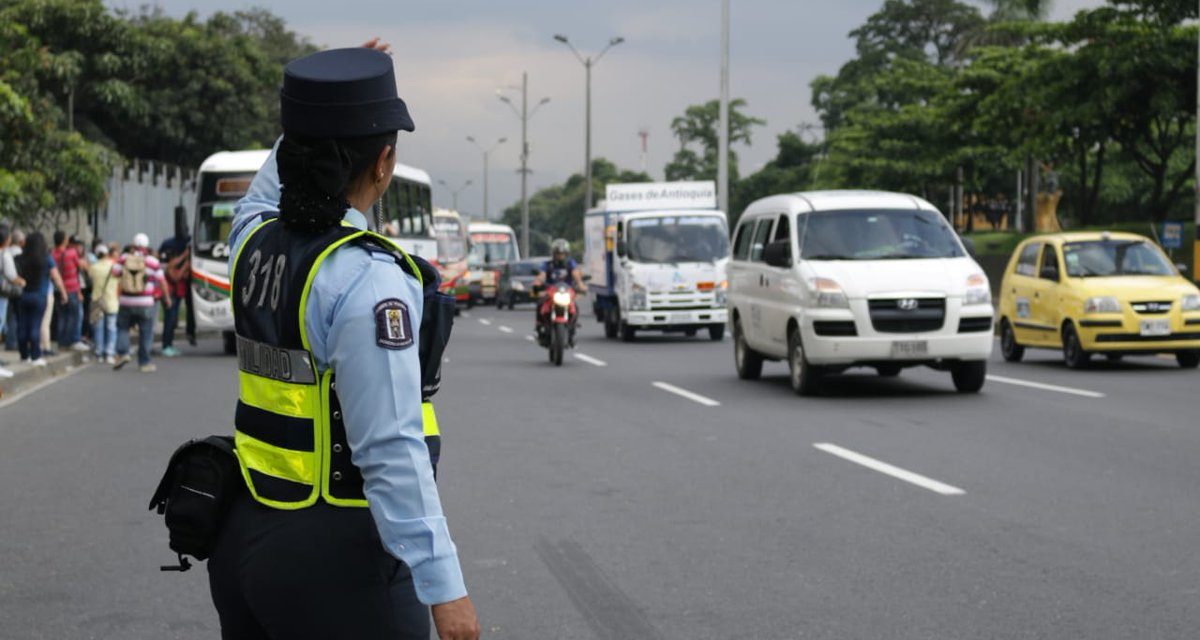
xmin=498 ymin=325 xmax=514 ymax=334
xmin=651 ymin=381 xmax=720 ymax=407
xmin=574 ymin=353 xmax=607 ymax=367
xmin=525 ymin=335 xmax=535 ymax=342
xmin=986 ymin=374 xmax=1105 ymax=399
xmin=478 ymin=318 xmax=492 ymax=326
xmin=814 ymin=443 xmax=965 ymax=496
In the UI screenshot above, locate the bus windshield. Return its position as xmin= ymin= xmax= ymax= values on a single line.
xmin=626 ymin=215 xmax=730 ymax=264
xmin=434 ymin=218 xmax=467 ymax=262
xmin=469 ymin=233 xmax=517 ymax=266
xmin=194 ymin=171 xmax=256 ymax=259
xmin=196 ymin=202 xmax=237 ymax=257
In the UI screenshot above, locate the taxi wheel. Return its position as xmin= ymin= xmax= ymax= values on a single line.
xmin=1062 ymin=323 xmax=1091 ymax=369
xmin=733 ymin=318 xmax=763 ymax=380
xmin=1177 ymin=350 xmax=1200 ymax=369
xmin=999 ymin=319 xmax=1024 ymax=362
xmin=788 ymin=329 xmax=821 ymax=396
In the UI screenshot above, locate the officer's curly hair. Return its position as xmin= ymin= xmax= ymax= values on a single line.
xmin=276 ymin=131 xmax=398 ymax=233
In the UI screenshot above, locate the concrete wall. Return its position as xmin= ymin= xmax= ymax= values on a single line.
xmin=93 ymin=161 xmax=196 ymax=248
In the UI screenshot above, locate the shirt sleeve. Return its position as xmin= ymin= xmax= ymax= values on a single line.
xmin=309 ymin=247 xmax=468 ymax=606
xmin=230 ymin=137 xmax=283 ymax=268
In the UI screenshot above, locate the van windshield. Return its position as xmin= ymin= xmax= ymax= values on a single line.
xmin=801 ymin=209 xmax=963 ymax=260
xmin=626 ymin=215 xmax=730 ymax=264
xmin=1062 ymin=240 xmax=1174 ymax=277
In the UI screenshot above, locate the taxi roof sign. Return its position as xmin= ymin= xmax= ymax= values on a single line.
xmin=604 ymin=181 xmax=717 ymax=212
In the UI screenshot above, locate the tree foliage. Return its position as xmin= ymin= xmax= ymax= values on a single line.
xmin=663 ymin=99 xmax=764 ymax=182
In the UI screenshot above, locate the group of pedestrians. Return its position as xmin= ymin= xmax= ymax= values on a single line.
xmin=0 ymin=224 xmax=195 ymax=377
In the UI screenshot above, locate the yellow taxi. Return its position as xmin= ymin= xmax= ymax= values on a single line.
xmin=997 ymin=232 xmax=1200 ymax=369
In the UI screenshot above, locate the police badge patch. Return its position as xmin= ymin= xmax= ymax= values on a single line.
xmin=374 ymin=299 xmax=413 ymax=350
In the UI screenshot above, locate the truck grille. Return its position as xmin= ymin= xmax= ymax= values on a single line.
xmin=648 ymin=290 xmax=718 ymax=310
xmin=867 ymin=298 xmax=945 ymax=333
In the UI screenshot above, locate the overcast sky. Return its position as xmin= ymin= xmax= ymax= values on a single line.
xmin=106 ymin=0 xmax=1103 ymax=218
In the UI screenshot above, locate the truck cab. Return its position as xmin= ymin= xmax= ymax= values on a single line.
xmin=584 ymin=182 xmax=730 ymax=341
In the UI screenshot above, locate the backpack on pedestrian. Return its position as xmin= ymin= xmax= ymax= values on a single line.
xmin=120 ymin=254 xmax=147 ymax=295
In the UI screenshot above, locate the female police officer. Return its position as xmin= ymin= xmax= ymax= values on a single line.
xmin=207 ymin=45 xmax=479 ymax=640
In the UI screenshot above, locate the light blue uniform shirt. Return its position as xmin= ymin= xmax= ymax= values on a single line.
xmin=231 ymin=142 xmax=467 ymax=605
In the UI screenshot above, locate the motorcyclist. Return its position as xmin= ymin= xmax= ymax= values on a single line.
xmin=533 ymin=239 xmax=586 ymax=342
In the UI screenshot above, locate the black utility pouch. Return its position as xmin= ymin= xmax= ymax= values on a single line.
xmin=148 ymin=435 xmax=241 ymax=572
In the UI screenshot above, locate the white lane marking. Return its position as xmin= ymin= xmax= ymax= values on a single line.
xmin=442 ymin=357 xmax=450 ymax=364
xmin=814 ymin=443 xmax=965 ymax=496
xmin=498 ymin=325 xmax=514 ymax=334
xmin=478 ymin=318 xmax=492 ymax=326
xmin=461 ymin=312 xmax=471 ymax=318
xmin=0 ymin=362 xmax=91 ymax=410
xmin=574 ymin=353 xmax=607 ymax=367
xmin=652 ymin=381 xmax=720 ymax=407
xmin=524 ymin=335 xmax=535 ymax=342
xmin=986 ymin=375 xmax=1105 ymax=398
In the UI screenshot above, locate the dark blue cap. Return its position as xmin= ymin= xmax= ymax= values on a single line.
xmin=280 ymin=48 xmax=415 ymax=137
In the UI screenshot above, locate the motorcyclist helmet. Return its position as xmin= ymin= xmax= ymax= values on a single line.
xmin=551 ymin=238 xmax=570 ymax=261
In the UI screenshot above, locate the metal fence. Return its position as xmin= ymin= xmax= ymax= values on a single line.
xmin=92 ymin=160 xmax=196 ymax=248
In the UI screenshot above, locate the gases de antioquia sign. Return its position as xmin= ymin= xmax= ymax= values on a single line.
xmin=605 ymin=181 xmax=717 ymax=212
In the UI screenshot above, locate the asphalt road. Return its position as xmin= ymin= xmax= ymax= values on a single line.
xmin=2 ymin=301 xmax=1199 ymax=639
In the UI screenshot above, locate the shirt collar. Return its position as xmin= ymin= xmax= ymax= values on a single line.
xmin=344 ymin=208 xmax=368 ymax=231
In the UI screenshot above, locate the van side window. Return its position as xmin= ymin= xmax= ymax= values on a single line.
xmin=750 ymin=218 xmax=773 ymax=262
xmin=773 ymin=214 xmax=790 ymax=243
xmin=794 ymin=213 xmax=807 ymax=256
xmin=1015 ymin=243 xmax=1041 ymax=277
xmin=732 ymin=220 xmax=754 ymax=260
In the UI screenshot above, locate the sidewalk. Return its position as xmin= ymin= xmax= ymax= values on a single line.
xmin=0 ymin=348 xmax=90 ymax=401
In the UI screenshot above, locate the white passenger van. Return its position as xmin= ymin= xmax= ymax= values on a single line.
xmin=727 ymin=191 xmax=994 ymax=395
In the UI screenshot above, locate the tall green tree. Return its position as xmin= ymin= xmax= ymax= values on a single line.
xmin=663 ymin=99 xmax=764 ymax=182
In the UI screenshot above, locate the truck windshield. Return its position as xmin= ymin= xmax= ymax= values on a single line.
xmin=626 ymin=216 xmax=730 ymax=264
xmin=801 ymin=209 xmax=963 ymax=260
xmin=1063 ymin=240 xmax=1174 ymax=277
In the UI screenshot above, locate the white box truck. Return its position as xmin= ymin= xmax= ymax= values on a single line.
xmin=584 ymin=181 xmax=731 ymax=341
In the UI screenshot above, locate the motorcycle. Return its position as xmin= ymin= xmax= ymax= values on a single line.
xmin=536 ymin=283 xmax=579 ymax=366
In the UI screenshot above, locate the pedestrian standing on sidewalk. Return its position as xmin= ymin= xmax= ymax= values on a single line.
xmin=112 ymin=233 xmax=170 ymax=373
xmin=0 ymin=225 xmax=27 ymax=378
xmin=15 ymin=232 xmax=66 ymax=367
xmin=75 ymin=236 xmax=93 ymax=343
xmin=158 ymin=232 xmax=191 ymax=358
xmin=88 ymin=244 xmax=119 ymax=363
xmin=4 ymin=229 xmax=24 ymax=352
xmin=51 ymin=231 xmax=87 ymax=352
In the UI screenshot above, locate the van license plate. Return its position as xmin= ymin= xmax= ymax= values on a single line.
xmin=890 ymin=340 xmax=928 ymax=358
xmin=1139 ymin=319 xmax=1170 ymax=337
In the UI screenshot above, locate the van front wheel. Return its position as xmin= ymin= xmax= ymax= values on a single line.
xmin=788 ymin=330 xmax=821 ymax=396
xmin=734 ymin=319 xmax=763 ymax=380
xmin=951 ymin=360 xmax=987 ymax=393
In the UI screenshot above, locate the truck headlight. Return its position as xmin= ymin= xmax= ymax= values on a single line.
xmin=809 ymin=277 xmax=848 ymax=309
xmin=714 ymin=280 xmax=728 ymax=308
xmin=1084 ymin=296 xmax=1122 ymax=314
xmin=629 ymin=283 xmax=648 ymax=310
xmin=1183 ymin=294 xmax=1200 ymax=311
xmin=965 ymin=274 xmax=991 ymax=306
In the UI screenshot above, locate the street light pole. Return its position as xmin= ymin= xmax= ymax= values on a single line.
xmin=466 ymin=136 xmax=506 ymax=219
xmin=554 ymin=34 xmax=624 ymax=212
xmin=718 ymin=0 xmax=730 ymax=214
xmin=499 ymin=74 xmax=550 ymax=257
xmin=437 ymin=178 xmax=473 ymax=211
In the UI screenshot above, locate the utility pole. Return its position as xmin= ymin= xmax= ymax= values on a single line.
xmin=718 ymin=0 xmax=731 ymax=214
xmin=466 ymin=136 xmax=506 ymax=219
xmin=553 ymin=34 xmax=625 ymax=212
xmin=437 ymin=178 xmax=473 ymax=211
xmin=499 ymin=73 xmax=550 ymax=257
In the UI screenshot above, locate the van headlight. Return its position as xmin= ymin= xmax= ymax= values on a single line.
xmin=809 ymin=277 xmax=849 ymax=309
xmin=1182 ymin=294 xmax=1200 ymax=311
xmin=629 ymin=283 xmax=648 ymax=310
xmin=965 ymin=274 xmax=991 ymax=306
xmin=1084 ymin=296 xmax=1122 ymax=314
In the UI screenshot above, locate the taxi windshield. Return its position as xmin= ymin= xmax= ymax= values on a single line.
xmin=1063 ymin=240 xmax=1174 ymax=277
xmin=801 ymin=209 xmax=964 ymax=260
xmin=626 ymin=216 xmax=730 ymax=264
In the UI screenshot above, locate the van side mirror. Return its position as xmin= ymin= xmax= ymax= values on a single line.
xmin=762 ymin=240 xmax=792 ymax=268
xmin=616 ymin=239 xmax=627 ymax=257
xmin=582 ymin=274 xmax=592 ymax=282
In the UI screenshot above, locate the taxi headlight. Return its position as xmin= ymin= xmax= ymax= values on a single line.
xmin=1182 ymin=294 xmax=1200 ymax=311
xmin=629 ymin=283 xmax=648 ymax=311
xmin=1084 ymin=296 xmax=1122 ymax=314
xmin=965 ymin=274 xmax=991 ymax=306
xmin=809 ymin=277 xmax=849 ymax=309
xmin=552 ymin=290 xmax=572 ymax=307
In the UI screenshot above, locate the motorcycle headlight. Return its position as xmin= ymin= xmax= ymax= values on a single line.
xmin=552 ymin=290 xmax=572 ymax=307
xmin=629 ymin=283 xmax=648 ymax=310
xmin=964 ymin=274 xmax=991 ymax=306
xmin=1182 ymin=294 xmax=1200 ymax=311
xmin=1084 ymin=296 xmax=1122 ymax=314
xmin=809 ymin=277 xmax=849 ymax=309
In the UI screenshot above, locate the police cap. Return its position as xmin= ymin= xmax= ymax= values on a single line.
xmin=281 ymin=48 xmax=415 ymax=137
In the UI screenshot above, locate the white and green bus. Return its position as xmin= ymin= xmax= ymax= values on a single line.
xmin=191 ymin=150 xmax=436 ymax=353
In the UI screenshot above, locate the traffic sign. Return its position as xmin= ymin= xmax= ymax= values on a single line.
xmin=1161 ymin=221 xmax=1184 ymax=249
